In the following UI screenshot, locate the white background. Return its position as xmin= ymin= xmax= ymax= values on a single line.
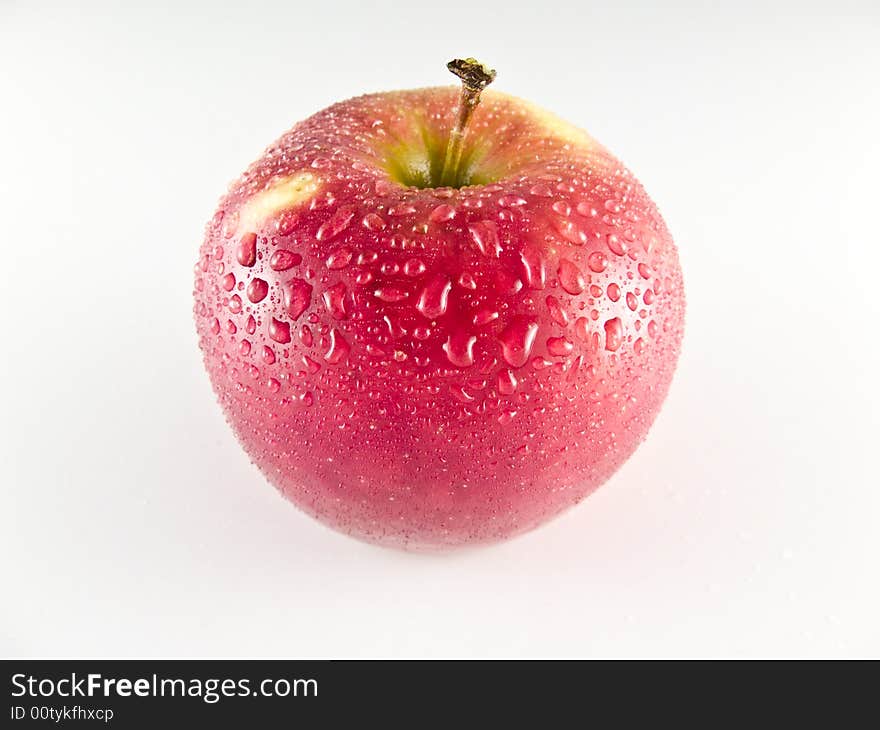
xmin=2 ymin=0 xmax=878 ymax=658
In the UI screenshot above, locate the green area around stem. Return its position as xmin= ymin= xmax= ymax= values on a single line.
xmin=383 ymin=126 xmax=493 ymax=189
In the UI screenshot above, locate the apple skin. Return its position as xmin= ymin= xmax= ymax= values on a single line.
xmin=193 ymin=87 xmax=685 ymax=549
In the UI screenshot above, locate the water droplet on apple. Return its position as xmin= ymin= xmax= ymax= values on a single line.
xmin=429 ymin=204 xmax=456 ymax=222
xmin=607 ymin=234 xmax=627 ymax=256
xmin=529 ymin=183 xmax=553 ymax=197
xmin=497 ymin=409 xmax=517 ymax=426
xmin=473 ymin=308 xmax=499 ymax=326
xmin=520 ymin=244 xmax=546 ymax=290
xmin=269 ymin=317 xmax=291 ymax=343
xmin=607 ymin=283 xmax=621 ymax=302
xmin=443 ymin=331 xmax=477 ymax=367
xmin=468 ymin=220 xmax=502 ymax=257
xmin=324 ymin=329 xmax=350 ymax=364
xmin=554 ymin=218 xmax=587 ymax=245
xmin=383 ymin=313 xmax=406 ymax=338
xmin=604 ymin=317 xmax=623 ymax=351
xmin=626 ymin=291 xmax=638 ymax=311
xmin=494 ymin=270 xmax=522 ymax=296
xmin=546 ymin=336 xmax=574 ymax=356
xmin=416 ymin=273 xmax=452 ymax=319
xmin=587 ymin=251 xmax=607 ymax=273
xmin=498 ymin=317 xmax=539 ymax=368
xmin=458 ymin=272 xmax=478 ymax=290
xmin=228 ymin=294 xmax=242 ymax=314
xmin=531 ymin=356 xmax=552 ymax=370
xmin=221 ymin=272 xmax=236 ymax=291
xmin=237 ymin=233 xmax=257 ymax=268
xmin=323 ymin=281 xmax=349 ymax=319
xmin=373 ymin=286 xmax=409 ymax=303
xmin=247 ymin=277 xmax=269 ymax=303
xmin=557 ymin=258 xmax=585 ymax=294
xmin=283 ymin=278 xmax=312 ymax=320
xmin=576 ymin=201 xmax=597 ymax=218
xmin=362 ymin=213 xmax=386 ymax=231
xmin=326 ymin=246 xmax=353 ymax=270
xmin=497 ymin=369 xmax=518 ymax=395
xmin=262 ymin=345 xmax=276 ymax=364
xmin=302 ymin=355 xmax=321 ymax=374
xmin=388 ymin=203 xmax=416 ymax=217
xmin=403 ymin=258 xmax=426 ymax=277
xmin=545 ymin=295 xmax=569 ymax=326
xmin=316 ymin=207 xmax=354 ymax=241
xmin=270 ymin=249 xmax=302 ymax=271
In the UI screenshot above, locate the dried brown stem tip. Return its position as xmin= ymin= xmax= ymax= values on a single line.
xmin=439 ymin=58 xmax=497 ymax=187
xmin=446 ymin=58 xmax=497 ymax=91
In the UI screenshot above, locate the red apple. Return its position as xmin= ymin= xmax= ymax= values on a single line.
xmin=193 ymin=60 xmax=685 ymax=549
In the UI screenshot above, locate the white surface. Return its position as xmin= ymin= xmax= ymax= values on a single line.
xmin=2 ymin=0 xmax=878 ymax=658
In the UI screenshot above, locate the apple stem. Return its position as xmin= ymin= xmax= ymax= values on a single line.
xmin=439 ymin=58 xmax=496 ymax=188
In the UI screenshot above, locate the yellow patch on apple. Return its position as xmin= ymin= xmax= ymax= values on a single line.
xmin=238 ymin=172 xmax=319 ymax=231
xmin=494 ymin=91 xmax=593 ymax=149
